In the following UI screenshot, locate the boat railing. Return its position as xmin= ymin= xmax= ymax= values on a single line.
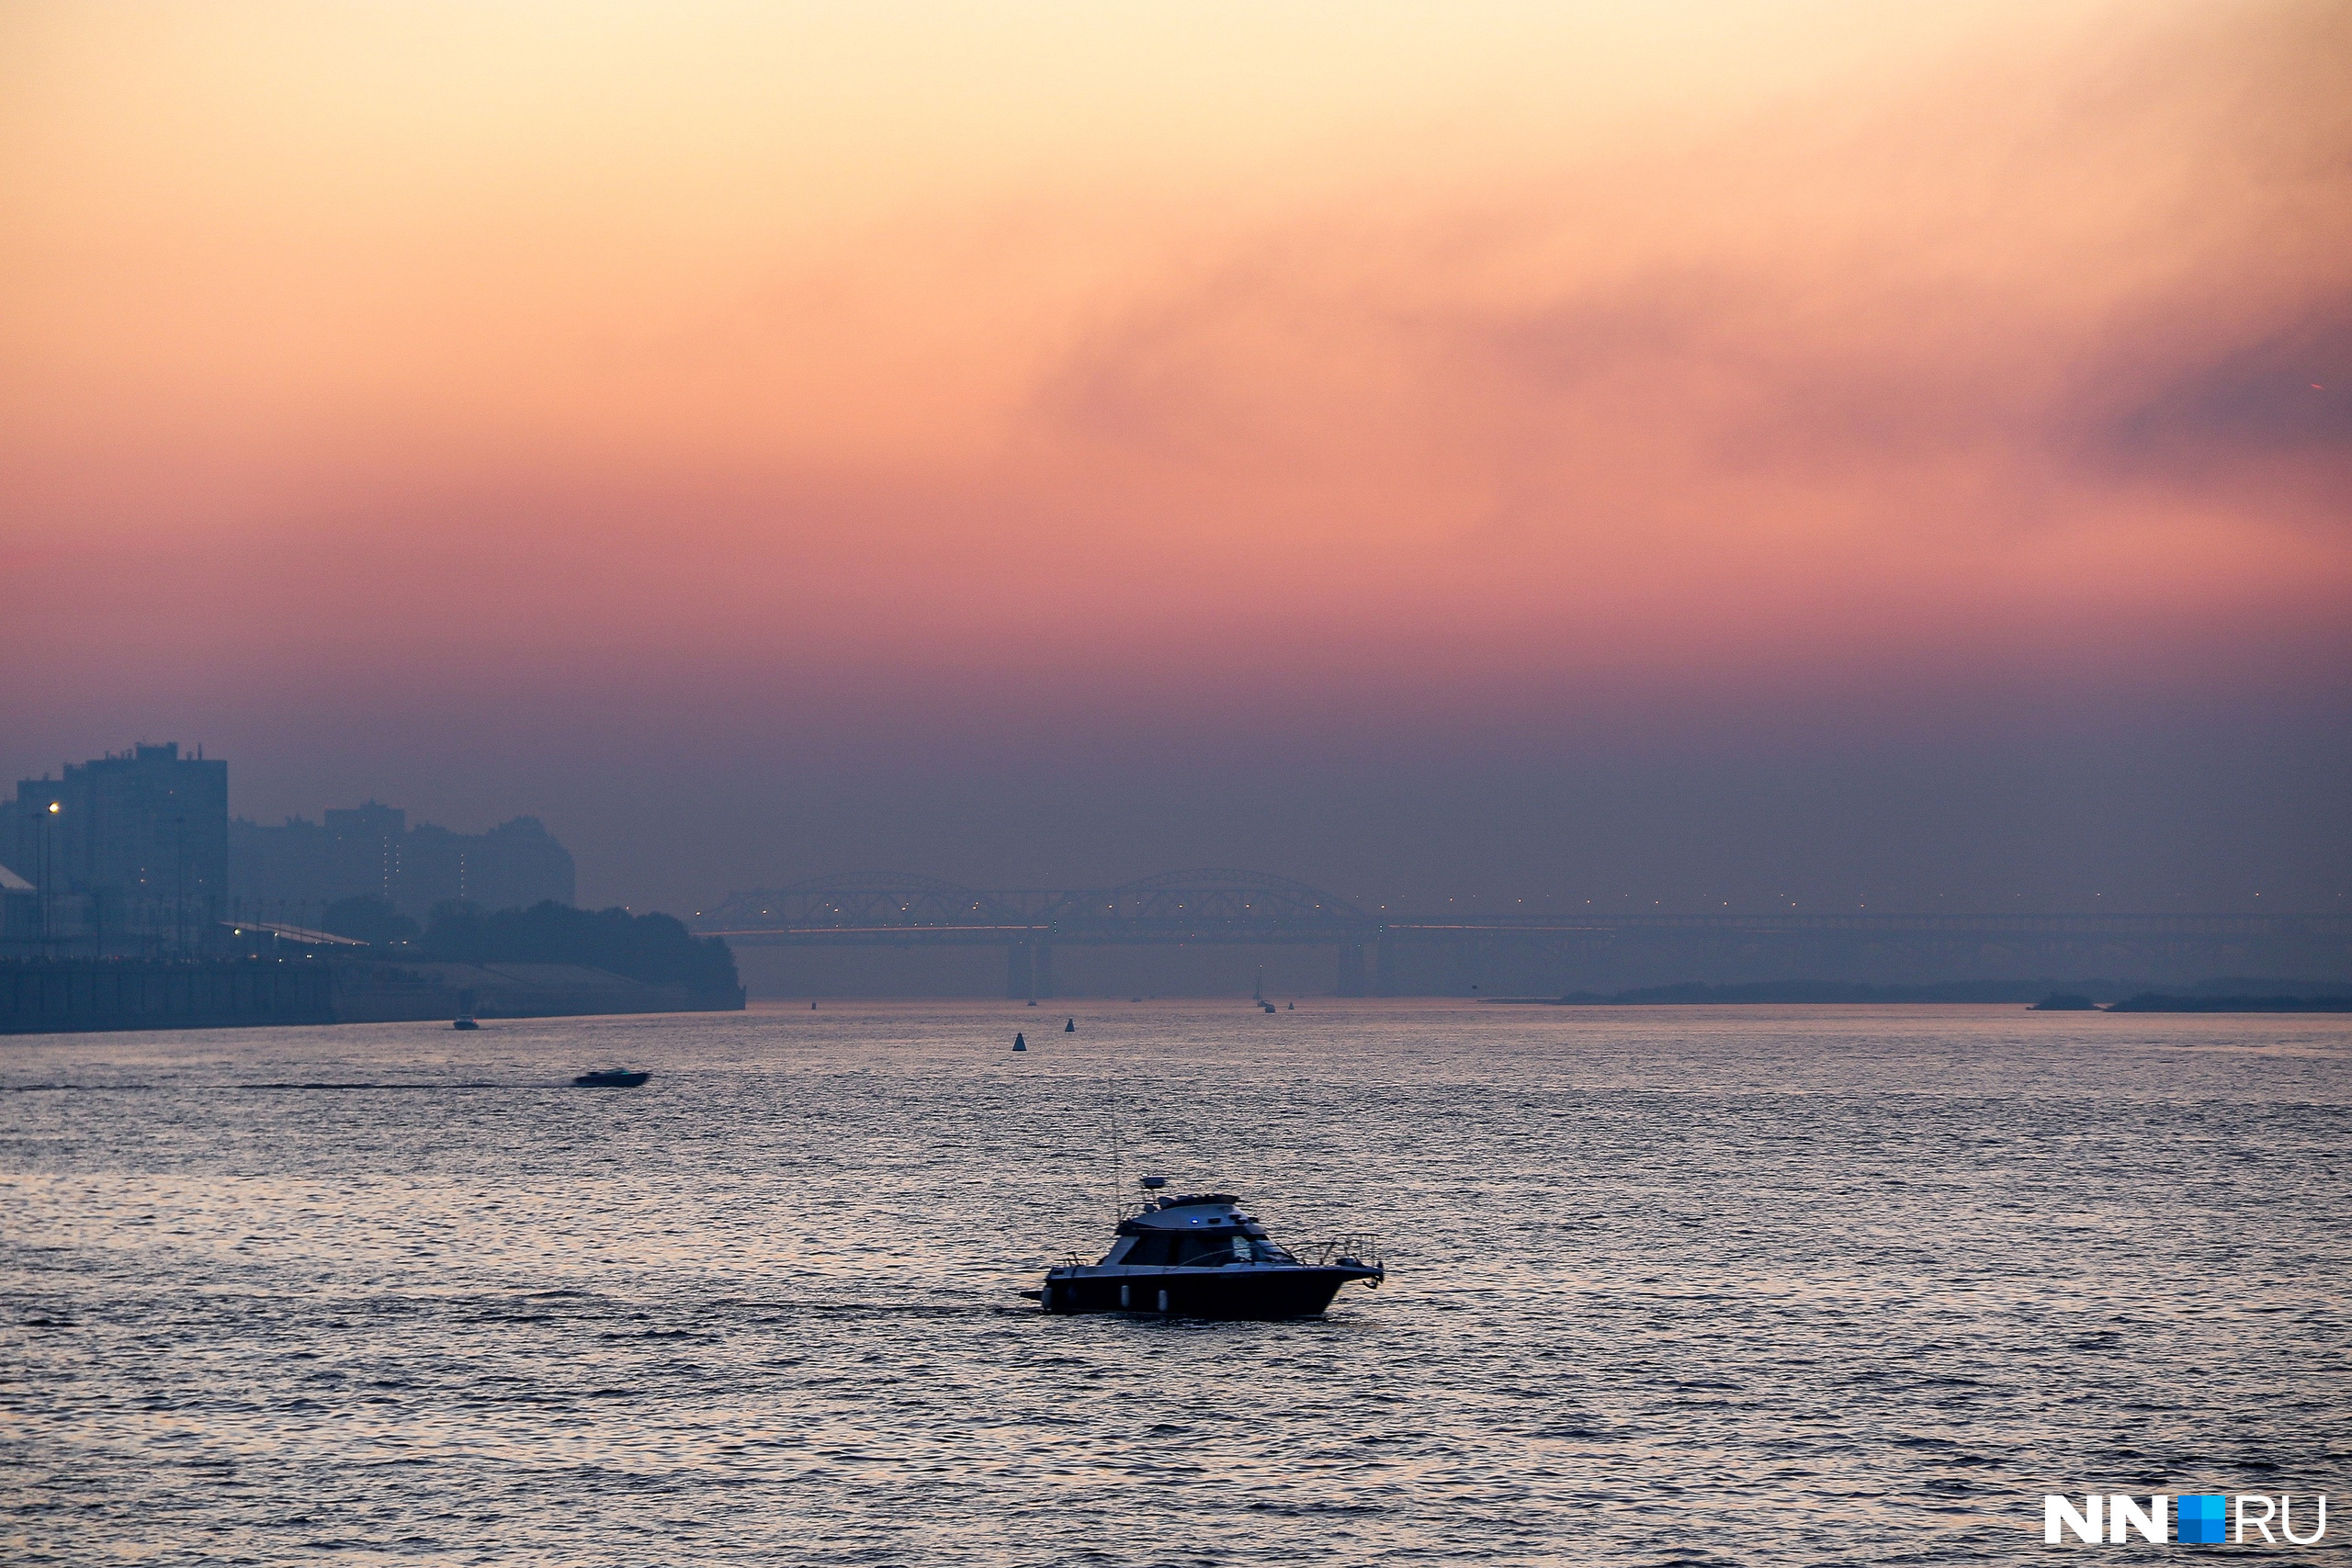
xmin=1054 ymin=1237 xmax=1381 ymax=1272
xmin=1305 ymin=1233 xmax=1382 ymax=1269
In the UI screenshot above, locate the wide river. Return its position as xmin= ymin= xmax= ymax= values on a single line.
xmin=5 ymin=1002 xmax=2346 ymax=1564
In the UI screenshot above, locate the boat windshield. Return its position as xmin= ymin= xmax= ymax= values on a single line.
xmin=1124 ymin=1232 xmax=1298 ymax=1267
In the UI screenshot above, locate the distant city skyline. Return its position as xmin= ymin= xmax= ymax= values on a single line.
xmin=230 ymin=799 xmax=575 ymax=925
xmin=0 ymin=743 xmax=579 ymax=956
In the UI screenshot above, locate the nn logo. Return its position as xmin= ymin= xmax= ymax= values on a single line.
xmin=2043 ymin=1494 xmax=2329 ymax=1546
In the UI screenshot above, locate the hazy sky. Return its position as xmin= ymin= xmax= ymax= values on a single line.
xmin=3 ymin=1 xmax=2346 ymax=914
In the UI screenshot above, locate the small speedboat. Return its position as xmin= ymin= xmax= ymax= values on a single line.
xmin=452 ymin=1016 xmax=479 ymax=1031
xmin=1039 ymin=1178 xmax=1382 ymax=1319
xmin=572 ymin=1068 xmax=650 ymax=1088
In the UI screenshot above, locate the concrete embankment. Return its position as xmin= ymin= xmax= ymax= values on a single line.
xmin=1 ymin=958 xmax=743 ymax=1034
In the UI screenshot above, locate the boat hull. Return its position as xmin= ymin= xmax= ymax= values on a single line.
xmin=1040 ymin=1265 xmax=1377 ymax=1320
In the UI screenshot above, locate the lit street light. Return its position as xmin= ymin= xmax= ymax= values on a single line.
xmin=40 ymin=800 xmax=61 ymax=957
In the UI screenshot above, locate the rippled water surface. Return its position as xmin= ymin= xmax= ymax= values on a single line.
xmin=5 ymin=1002 xmax=2348 ymax=1564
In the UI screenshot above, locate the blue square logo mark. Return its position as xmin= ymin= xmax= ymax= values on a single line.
xmin=2178 ymin=1495 xmax=2227 ymax=1544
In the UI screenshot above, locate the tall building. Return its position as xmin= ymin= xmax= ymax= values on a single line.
xmin=1 ymin=742 xmax=230 ymax=952
xmin=229 ymin=806 xmax=574 ymax=924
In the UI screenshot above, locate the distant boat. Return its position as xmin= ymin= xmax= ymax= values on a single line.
xmin=1064 ymin=1017 xmax=1075 ymax=1032
xmin=572 ymin=1068 xmax=650 ymax=1088
xmin=452 ymin=1017 xmax=479 ymax=1031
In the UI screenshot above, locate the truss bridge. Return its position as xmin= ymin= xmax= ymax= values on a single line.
xmin=692 ymin=871 xmax=2351 ymax=997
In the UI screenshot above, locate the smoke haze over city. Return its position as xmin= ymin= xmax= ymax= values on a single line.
xmin=4 ymin=1 xmax=2346 ymax=919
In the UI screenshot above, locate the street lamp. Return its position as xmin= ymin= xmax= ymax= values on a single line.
xmin=175 ymin=813 xmax=187 ymax=955
xmin=40 ymin=800 xmax=61 ymax=957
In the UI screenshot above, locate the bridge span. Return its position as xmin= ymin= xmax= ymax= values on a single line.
xmin=692 ymin=871 xmax=2351 ymax=997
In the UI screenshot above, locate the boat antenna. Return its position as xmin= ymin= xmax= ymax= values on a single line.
xmin=1102 ymin=1077 xmax=1127 ymax=1224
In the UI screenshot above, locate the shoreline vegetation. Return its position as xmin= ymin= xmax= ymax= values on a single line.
xmin=322 ymin=897 xmax=741 ymax=997
xmin=1485 ymin=979 xmax=2352 ymax=1010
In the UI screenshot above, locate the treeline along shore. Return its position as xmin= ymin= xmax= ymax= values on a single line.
xmin=2 ymin=902 xmax=743 ymax=1035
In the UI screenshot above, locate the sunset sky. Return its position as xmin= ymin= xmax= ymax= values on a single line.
xmin=3 ymin=1 xmax=2346 ymax=913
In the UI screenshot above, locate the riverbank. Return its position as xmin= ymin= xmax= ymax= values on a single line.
xmin=1484 ymin=977 xmax=2352 ymax=1007
xmin=0 ymin=956 xmax=743 ymax=1034
xmin=2105 ymin=992 xmax=2352 ymax=1013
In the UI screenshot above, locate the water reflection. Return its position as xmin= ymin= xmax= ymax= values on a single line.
xmin=5 ymin=1003 xmax=2347 ymax=1563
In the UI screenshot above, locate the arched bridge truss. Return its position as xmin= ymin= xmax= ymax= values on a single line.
xmin=697 ymin=870 xmax=1374 ymax=996
xmin=702 ymin=869 xmax=1362 ymax=938
xmin=691 ymin=874 xmax=2349 ymax=998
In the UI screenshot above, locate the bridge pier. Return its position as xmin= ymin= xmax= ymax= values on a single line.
xmin=1439 ymin=936 xmax=1489 ymax=996
xmin=1336 ymin=942 xmax=1368 ymax=998
xmin=1006 ymin=940 xmax=1054 ymax=1000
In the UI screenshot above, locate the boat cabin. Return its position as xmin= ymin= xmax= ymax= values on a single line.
xmin=1095 ymin=1192 xmax=1301 ymax=1269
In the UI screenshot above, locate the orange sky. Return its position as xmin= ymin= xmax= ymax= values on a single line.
xmin=1 ymin=3 xmax=2347 ymax=908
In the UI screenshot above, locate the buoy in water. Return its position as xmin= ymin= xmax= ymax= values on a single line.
xmin=1064 ymin=1017 xmax=1075 ymax=1032
xmin=1012 ymin=1032 xmax=1027 ymax=1052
